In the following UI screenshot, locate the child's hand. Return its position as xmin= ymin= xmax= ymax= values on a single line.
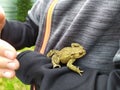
xmin=0 ymin=39 xmax=20 ymax=78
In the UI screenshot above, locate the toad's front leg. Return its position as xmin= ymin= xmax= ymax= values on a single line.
xmin=67 ymin=59 xmax=83 ymax=76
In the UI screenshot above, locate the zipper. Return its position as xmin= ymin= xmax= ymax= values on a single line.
xmin=32 ymin=0 xmax=58 ymax=89
xmin=40 ymin=0 xmax=58 ymax=54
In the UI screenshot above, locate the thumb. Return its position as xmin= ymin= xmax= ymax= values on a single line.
xmin=0 ymin=39 xmax=17 ymax=59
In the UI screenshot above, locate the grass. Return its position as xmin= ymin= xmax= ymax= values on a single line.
xmin=0 ymin=77 xmax=30 ymax=90
xmin=0 ymin=46 xmax=34 ymax=90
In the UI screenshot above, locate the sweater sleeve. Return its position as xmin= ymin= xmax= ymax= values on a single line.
xmin=16 ymin=50 xmax=51 ymax=84
xmin=1 ymin=17 xmax=39 ymax=50
xmin=1 ymin=0 xmax=43 ymax=50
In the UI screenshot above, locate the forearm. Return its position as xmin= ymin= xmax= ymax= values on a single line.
xmin=1 ymin=17 xmax=39 ymax=50
xmin=0 ymin=6 xmax=5 ymax=32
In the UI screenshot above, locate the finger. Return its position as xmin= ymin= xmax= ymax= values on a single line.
xmin=0 ymin=49 xmax=17 ymax=60
xmin=0 ymin=69 xmax=15 ymax=78
xmin=0 ymin=56 xmax=19 ymax=70
xmin=0 ymin=39 xmax=16 ymax=52
xmin=7 ymin=59 xmax=20 ymax=70
xmin=0 ymin=39 xmax=17 ymax=59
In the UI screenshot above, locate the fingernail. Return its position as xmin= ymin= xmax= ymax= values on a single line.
xmin=7 ymin=62 xmax=16 ymax=69
xmin=3 ymin=72 xmax=12 ymax=78
xmin=4 ymin=50 xmax=15 ymax=59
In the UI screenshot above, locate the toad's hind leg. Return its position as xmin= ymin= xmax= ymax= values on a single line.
xmin=52 ymin=55 xmax=61 ymax=68
xmin=67 ymin=59 xmax=83 ymax=76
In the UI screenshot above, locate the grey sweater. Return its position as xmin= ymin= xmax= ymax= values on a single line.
xmin=28 ymin=0 xmax=120 ymax=69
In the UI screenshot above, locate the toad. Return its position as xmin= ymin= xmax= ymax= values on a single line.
xmin=47 ymin=43 xmax=86 ymax=75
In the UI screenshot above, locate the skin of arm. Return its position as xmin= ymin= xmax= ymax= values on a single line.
xmin=0 ymin=6 xmax=5 ymax=32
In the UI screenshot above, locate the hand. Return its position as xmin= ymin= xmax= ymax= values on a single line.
xmin=0 ymin=6 xmax=5 ymax=31
xmin=0 ymin=39 xmax=20 ymax=78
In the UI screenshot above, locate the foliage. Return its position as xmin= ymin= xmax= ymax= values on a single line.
xmin=16 ymin=0 xmax=33 ymax=21
xmin=0 ymin=77 xmax=30 ymax=90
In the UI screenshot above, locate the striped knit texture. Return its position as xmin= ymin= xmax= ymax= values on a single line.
xmin=29 ymin=0 xmax=120 ymax=70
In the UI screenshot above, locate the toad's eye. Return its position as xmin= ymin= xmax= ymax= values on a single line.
xmin=79 ymin=51 xmax=83 ymax=54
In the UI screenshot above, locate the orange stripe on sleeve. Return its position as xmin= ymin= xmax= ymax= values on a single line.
xmin=40 ymin=0 xmax=58 ymax=54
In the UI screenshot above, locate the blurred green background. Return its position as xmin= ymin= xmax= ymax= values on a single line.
xmin=0 ymin=78 xmax=30 ymax=90
xmin=0 ymin=0 xmax=36 ymax=90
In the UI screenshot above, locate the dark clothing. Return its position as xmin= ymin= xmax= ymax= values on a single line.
xmin=16 ymin=51 xmax=120 ymax=90
xmin=1 ymin=18 xmax=38 ymax=50
xmin=1 ymin=0 xmax=120 ymax=90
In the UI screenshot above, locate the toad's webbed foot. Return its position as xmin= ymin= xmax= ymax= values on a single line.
xmin=67 ymin=59 xmax=83 ymax=76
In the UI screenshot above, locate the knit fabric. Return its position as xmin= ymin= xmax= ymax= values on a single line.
xmin=28 ymin=0 xmax=120 ymax=69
